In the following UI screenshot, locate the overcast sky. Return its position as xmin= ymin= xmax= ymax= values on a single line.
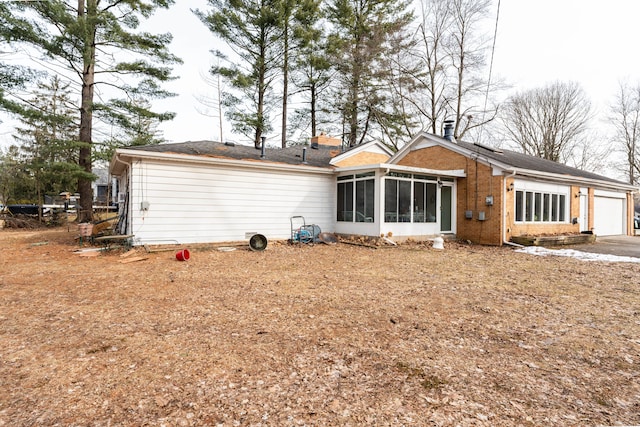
xmin=2 ymin=0 xmax=640 ymax=151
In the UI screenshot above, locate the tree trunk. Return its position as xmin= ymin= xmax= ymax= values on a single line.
xmin=254 ymin=27 xmax=266 ymax=149
xmin=347 ymin=72 xmax=359 ymax=147
xmin=77 ymin=0 xmax=96 ymax=223
xmin=281 ymin=18 xmax=289 ymax=148
xmin=310 ymin=83 xmax=317 ymax=137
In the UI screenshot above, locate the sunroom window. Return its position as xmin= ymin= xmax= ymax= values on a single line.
xmin=337 ymin=173 xmax=375 ymax=222
xmin=385 ymin=173 xmax=440 ymax=223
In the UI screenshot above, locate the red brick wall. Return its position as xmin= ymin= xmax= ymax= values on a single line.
xmin=398 ymin=147 xmax=504 ymax=245
xmin=507 ymin=185 xmax=581 ymax=239
xmin=396 ymin=146 xmax=609 ymax=244
xmin=627 ymin=192 xmax=634 ymax=235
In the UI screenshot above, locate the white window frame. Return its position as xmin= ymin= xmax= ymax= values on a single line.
xmin=514 ymin=181 xmax=570 ymax=224
xmin=337 ymin=172 xmax=375 ymax=222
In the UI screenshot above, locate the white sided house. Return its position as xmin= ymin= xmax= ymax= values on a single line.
xmin=110 ymin=130 xmax=638 ymax=246
xmin=109 ymin=135 xmax=394 ymax=245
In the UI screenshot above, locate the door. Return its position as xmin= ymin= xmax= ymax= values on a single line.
xmin=440 ymin=185 xmax=452 ymax=232
xmin=593 ymin=195 xmax=625 ymax=236
xmin=579 ymin=191 xmax=588 ymax=232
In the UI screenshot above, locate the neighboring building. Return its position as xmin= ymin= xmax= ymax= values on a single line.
xmin=93 ymin=168 xmax=114 ymax=206
xmin=109 ymin=129 xmax=637 ymax=246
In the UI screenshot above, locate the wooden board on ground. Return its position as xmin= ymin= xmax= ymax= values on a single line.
xmin=120 ymin=249 xmax=138 ymax=258
xmin=118 ymin=256 xmax=148 ymax=264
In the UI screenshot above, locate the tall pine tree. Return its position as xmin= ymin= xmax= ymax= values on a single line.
xmin=326 ymin=0 xmax=414 ymax=147
xmin=0 ymin=1 xmax=180 ymax=222
xmin=13 ymin=76 xmax=83 ymax=214
xmin=195 ymin=0 xmax=281 ymax=148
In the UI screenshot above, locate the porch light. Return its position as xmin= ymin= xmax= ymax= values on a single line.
xmin=507 ymin=182 xmax=514 ymax=192
xmin=575 ymin=190 xmax=582 ymax=198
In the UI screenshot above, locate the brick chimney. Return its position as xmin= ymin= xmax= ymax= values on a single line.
xmin=310 ymin=132 xmax=342 ymax=149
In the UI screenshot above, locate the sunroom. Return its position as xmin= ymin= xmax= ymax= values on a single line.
xmin=333 ymin=164 xmax=466 ymax=240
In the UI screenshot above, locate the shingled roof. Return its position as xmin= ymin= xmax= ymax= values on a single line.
xmin=125 ymin=140 xmax=342 ymax=169
xmin=450 ymin=138 xmax=629 ymax=186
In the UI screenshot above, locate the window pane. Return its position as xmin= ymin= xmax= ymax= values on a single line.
xmin=525 ymin=192 xmax=534 ymax=221
xmin=559 ymin=195 xmax=566 ymax=221
xmin=551 ymin=194 xmax=558 ymax=221
xmin=441 ymin=185 xmax=452 ymax=230
xmin=355 ymin=179 xmax=375 ymax=222
xmin=355 ymin=171 xmax=375 ymax=178
xmin=388 ymin=172 xmax=411 ymax=179
xmin=515 ymin=190 xmax=523 ymax=221
xmin=337 ymin=181 xmax=353 ymax=221
xmin=543 ymin=194 xmax=550 ymax=221
xmin=365 ymin=179 xmax=375 ymax=222
xmin=385 ymin=179 xmax=398 ymax=222
xmin=413 ymin=182 xmax=425 ymax=222
xmin=356 ymin=181 xmax=365 ymax=222
xmin=534 ymin=192 xmax=542 ymax=221
xmin=398 ymin=180 xmax=411 ymax=222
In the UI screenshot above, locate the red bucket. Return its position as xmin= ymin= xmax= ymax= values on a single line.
xmin=175 ymin=249 xmax=190 ymax=261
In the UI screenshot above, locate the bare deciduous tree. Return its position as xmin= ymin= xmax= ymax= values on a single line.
xmin=501 ymin=81 xmax=594 ymax=164
xmin=407 ymin=0 xmax=497 ymax=140
xmin=610 ymin=81 xmax=640 ymax=185
xmin=326 ymin=0 xmax=414 ymax=147
xmin=447 ymin=0 xmax=494 ymax=139
xmin=2 ymin=1 xmax=180 ymax=222
xmin=407 ymin=0 xmax=451 ymax=135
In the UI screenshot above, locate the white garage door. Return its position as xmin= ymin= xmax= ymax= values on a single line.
xmin=593 ymin=196 xmax=625 ymax=236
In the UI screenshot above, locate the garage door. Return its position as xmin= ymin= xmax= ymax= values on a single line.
xmin=593 ymin=196 xmax=625 ymax=236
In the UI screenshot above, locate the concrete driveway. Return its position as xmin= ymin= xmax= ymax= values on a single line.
xmin=571 ymin=235 xmax=640 ymax=258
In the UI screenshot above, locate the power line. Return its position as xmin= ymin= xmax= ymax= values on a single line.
xmin=479 ymin=0 xmax=501 ymax=144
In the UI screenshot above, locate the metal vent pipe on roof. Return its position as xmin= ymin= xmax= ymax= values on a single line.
xmin=260 ymin=136 xmax=266 ymax=159
xmin=443 ymin=120 xmax=455 ymax=142
xmin=302 ymin=146 xmax=308 ymax=164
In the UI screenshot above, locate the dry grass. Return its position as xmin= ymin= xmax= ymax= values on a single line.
xmin=1 ymin=227 xmax=639 ymax=426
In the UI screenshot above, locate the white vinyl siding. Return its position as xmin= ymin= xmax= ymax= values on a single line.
xmin=127 ymin=160 xmax=334 ymax=244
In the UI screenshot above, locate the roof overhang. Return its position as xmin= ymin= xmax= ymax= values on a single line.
xmin=334 ymin=162 xmax=466 ymax=177
xmin=329 ymin=140 xmax=395 ymax=166
xmin=110 ymin=148 xmax=335 ymax=176
xmin=507 ymin=168 xmax=638 ymax=192
xmin=392 ymin=132 xmax=638 ymax=193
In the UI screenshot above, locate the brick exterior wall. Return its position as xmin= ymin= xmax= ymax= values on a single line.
xmin=311 ymin=134 xmax=342 ymax=146
xmin=333 ymin=152 xmax=390 ymax=168
xmin=396 ymin=145 xmax=631 ymax=244
xmin=627 ymin=193 xmax=636 ymax=236
xmin=507 ymin=182 xmax=582 ymax=239
xmin=588 ymin=187 xmax=595 ymax=232
xmin=398 ymin=146 xmax=504 ymax=245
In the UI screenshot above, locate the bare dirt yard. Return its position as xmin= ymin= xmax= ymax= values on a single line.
xmin=1 ymin=227 xmax=639 ymax=426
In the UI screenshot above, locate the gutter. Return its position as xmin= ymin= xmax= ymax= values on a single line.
xmin=334 ymin=163 xmax=466 ymax=177
xmin=113 ymin=148 xmax=335 ymax=175
xmin=508 ymin=167 xmax=638 ymax=192
xmin=111 ymin=151 xmax=131 ymax=175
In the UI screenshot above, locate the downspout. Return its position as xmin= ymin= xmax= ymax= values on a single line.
xmin=112 ymin=153 xmax=132 ymax=235
xmin=503 ymin=170 xmax=522 ymax=247
xmin=113 ymin=152 xmax=131 ymax=171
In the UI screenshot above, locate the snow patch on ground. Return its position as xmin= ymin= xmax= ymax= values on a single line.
xmin=515 ymin=246 xmax=640 ymax=263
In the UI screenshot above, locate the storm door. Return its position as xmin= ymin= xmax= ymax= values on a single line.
xmin=440 ymin=185 xmax=452 ymax=232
